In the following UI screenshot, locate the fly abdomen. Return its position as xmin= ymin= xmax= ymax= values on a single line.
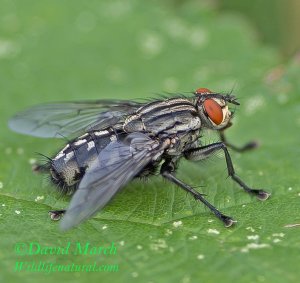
xmin=50 ymin=129 xmax=117 ymax=189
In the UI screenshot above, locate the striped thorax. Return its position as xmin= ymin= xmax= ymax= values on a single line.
xmin=123 ymin=98 xmax=201 ymax=135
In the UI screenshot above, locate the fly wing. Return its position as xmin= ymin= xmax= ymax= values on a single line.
xmin=60 ymin=132 xmax=165 ymax=231
xmin=8 ymin=100 xmax=142 ymax=138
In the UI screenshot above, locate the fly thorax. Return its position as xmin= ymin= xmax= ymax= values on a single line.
xmin=124 ymin=98 xmax=201 ymax=136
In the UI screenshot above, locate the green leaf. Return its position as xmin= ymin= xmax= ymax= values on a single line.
xmin=1 ymin=1 xmax=299 ymax=282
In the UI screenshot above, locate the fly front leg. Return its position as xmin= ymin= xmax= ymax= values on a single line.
xmin=160 ymin=161 xmax=236 ymax=227
xmin=219 ymin=123 xmax=258 ymax=152
xmin=184 ymin=142 xmax=270 ymax=200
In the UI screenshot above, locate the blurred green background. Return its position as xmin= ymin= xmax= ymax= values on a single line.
xmin=220 ymin=0 xmax=300 ymax=57
xmin=0 ymin=0 xmax=300 ymax=283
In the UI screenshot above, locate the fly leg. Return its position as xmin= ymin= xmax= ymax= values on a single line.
xmin=49 ymin=210 xmax=66 ymax=221
xmin=32 ymin=163 xmax=49 ymax=173
xmin=184 ymin=142 xmax=270 ymax=200
xmin=160 ymin=162 xmax=236 ymax=227
xmin=32 ymin=161 xmax=66 ymax=221
xmin=220 ymin=131 xmax=258 ymax=152
xmin=33 ymin=164 xmax=67 ymax=221
xmin=219 ymin=123 xmax=258 ymax=152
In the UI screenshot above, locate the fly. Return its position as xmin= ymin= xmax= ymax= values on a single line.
xmin=8 ymin=87 xmax=271 ymax=230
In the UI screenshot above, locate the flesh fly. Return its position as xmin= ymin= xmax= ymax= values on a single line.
xmin=9 ymin=88 xmax=270 ymax=230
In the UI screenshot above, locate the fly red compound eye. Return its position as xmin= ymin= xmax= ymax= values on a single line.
xmin=195 ymin=87 xmax=212 ymax=95
xmin=203 ymin=99 xmax=223 ymax=125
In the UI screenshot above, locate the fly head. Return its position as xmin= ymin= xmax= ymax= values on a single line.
xmin=194 ymin=87 xmax=239 ymax=130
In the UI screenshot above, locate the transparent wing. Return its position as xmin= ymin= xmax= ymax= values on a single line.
xmin=60 ymin=132 xmax=164 ymax=231
xmin=8 ymin=100 xmax=142 ymax=138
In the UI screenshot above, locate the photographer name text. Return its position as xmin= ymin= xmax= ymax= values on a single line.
xmin=14 ymin=241 xmax=117 ymax=256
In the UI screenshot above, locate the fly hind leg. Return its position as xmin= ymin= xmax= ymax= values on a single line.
xmin=32 ymin=153 xmax=53 ymax=173
xmin=32 ymin=163 xmax=50 ymax=174
xmin=49 ymin=210 xmax=66 ymax=221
